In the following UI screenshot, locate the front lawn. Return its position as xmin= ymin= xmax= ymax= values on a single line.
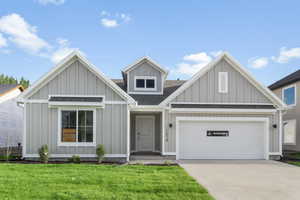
xmin=0 ymin=164 xmax=213 ymax=200
xmin=287 ymin=161 xmax=300 ymax=167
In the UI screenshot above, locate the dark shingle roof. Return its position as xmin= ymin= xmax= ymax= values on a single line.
xmin=112 ymin=79 xmax=186 ymax=105
xmin=269 ymin=69 xmax=300 ymax=90
xmin=0 ymin=84 xmax=21 ymax=95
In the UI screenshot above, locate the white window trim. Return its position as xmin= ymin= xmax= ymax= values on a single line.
xmin=134 ymin=76 xmax=157 ymax=91
xmin=283 ymin=119 xmax=297 ymax=145
xmin=282 ymin=84 xmax=296 ymax=107
xmin=218 ymin=72 xmax=228 ymax=93
xmin=58 ymin=107 xmax=96 ymax=147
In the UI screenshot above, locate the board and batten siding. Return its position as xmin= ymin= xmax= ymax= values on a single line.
xmin=164 ymin=111 xmax=280 ymax=154
xmin=128 ymin=61 xmax=163 ymax=93
xmin=29 ymin=59 xmax=123 ymax=101
xmin=25 ymin=57 xmax=129 ymax=156
xmin=172 ymin=58 xmax=272 ymax=104
xmin=25 ymin=103 xmax=128 ymax=155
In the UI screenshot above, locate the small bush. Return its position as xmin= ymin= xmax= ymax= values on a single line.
xmin=38 ymin=145 xmax=49 ymax=163
xmin=69 ymin=155 xmax=81 ymax=163
xmin=96 ymin=144 xmax=105 ymax=163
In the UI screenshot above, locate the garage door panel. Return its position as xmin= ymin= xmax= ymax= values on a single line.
xmin=179 ymin=120 xmax=266 ymax=159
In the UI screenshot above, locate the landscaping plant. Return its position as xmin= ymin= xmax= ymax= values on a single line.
xmin=69 ymin=155 xmax=81 ymax=163
xmin=96 ymin=144 xmax=105 ymax=163
xmin=38 ymin=145 xmax=49 ymax=163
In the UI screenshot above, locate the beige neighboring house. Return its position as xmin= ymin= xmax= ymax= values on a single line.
xmin=270 ymin=69 xmax=300 ymax=152
xmin=0 ymin=84 xmax=24 ymax=147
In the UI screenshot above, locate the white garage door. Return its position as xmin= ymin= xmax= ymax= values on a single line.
xmin=178 ymin=119 xmax=267 ymax=159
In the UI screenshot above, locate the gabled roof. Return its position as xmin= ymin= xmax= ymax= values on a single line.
xmin=159 ymin=52 xmax=286 ymax=109
xmin=19 ymin=50 xmax=136 ymax=104
xmin=269 ymin=69 xmax=300 ymax=90
xmin=112 ymin=79 xmax=185 ymax=105
xmin=0 ymin=84 xmax=24 ymax=96
xmin=122 ymin=56 xmax=169 ymax=75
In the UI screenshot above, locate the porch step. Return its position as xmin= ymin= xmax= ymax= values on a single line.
xmin=130 ymin=155 xmax=175 ymax=161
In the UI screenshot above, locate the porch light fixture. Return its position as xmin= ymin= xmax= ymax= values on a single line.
xmin=169 ymin=123 xmax=173 ymax=128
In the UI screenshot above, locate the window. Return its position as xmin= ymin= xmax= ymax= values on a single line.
xmin=136 ymin=79 xmax=145 ymax=88
xmin=283 ymin=85 xmax=296 ymax=106
xmin=218 ymin=72 xmax=228 ymax=93
xmin=134 ymin=76 xmax=156 ymax=90
xmin=283 ymin=119 xmax=296 ymax=144
xmin=60 ymin=109 xmax=95 ymax=146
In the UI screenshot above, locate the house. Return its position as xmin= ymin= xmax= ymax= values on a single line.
xmin=0 ymin=84 xmax=24 ymax=147
xmin=269 ymin=69 xmax=300 ymax=152
xmin=18 ymin=51 xmax=286 ymax=161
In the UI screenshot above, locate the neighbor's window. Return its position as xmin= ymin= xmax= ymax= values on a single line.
xmin=218 ymin=72 xmax=228 ymax=93
xmin=135 ymin=76 xmax=156 ymax=90
xmin=283 ymin=85 xmax=296 ymax=106
xmin=283 ymin=119 xmax=296 ymax=144
xmin=61 ymin=110 xmax=94 ymax=144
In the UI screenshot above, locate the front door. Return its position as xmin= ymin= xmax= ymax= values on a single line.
xmin=136 ymin=116 xmax=155 ymax=151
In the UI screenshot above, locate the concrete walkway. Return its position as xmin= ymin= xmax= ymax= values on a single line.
xmin=179 ymin=160 xmax=300 ymax=200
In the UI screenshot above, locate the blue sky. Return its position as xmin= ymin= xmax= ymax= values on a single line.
xmin=0 ymin=0 xmax=299 ymax=86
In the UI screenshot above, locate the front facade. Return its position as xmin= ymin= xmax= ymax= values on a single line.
xmin=270 ymin=70 xmax=300 ymax=152
xmin=19 ymin=51 xmax=285 ymax=161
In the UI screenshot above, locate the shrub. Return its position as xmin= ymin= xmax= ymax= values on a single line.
xmin=96 ymin=144 xmax=105 ymax=163
xmin=69 ymin=155 xmax=81 ymax=163
xmin=38 ymin=145 xmax=49 ymax=163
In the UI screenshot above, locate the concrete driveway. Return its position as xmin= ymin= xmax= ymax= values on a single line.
xmin=179 ymin=160 xmax=300 ymax=200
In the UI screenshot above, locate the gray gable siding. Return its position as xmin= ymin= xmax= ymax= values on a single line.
xmin=172 ymin=58 xmax=272 ymax=104
xmin=128 ymin=61 xmax=163 ymax=94
xmin=29 ymin=59 xmax=123 ymax=101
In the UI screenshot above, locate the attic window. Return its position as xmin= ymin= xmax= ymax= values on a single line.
xmin=218 ymin=72 xmax=228 ymax=93
xmin=134 ymin=76 xmax=156 ymax=91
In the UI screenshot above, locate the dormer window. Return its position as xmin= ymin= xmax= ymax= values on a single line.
xmin=134 ymin=76 xmax=156 ymax=91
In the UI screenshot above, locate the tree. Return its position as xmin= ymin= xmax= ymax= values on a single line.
xmin=0 ymin=74 xmax=30 ymax=89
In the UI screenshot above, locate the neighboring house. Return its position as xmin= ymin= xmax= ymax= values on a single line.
xmin=18 ymin=51 xmax=286 ymax=161
xmin=269 ymin=69 xmax=300 ymax=152
xmin=0 ymin=84 xmax=24 ymax=147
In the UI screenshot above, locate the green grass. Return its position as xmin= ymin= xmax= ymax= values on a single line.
xmin=287 ymin=161 xmax=300 ymax=167
xmin=0 ymin=164 xmax=214 ymax=200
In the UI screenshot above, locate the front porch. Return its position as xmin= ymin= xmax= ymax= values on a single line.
xmin=129 ymin=111 xmax=170 ymax=161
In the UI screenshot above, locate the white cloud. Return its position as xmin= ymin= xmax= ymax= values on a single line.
xmin=37 ymin=0 xmax=65 ymax=5
xmin=51 ymin=38 xmax=77 ymax=63
xmin=101 ymin=18 xmax=119 ymax=28
xmin=248 ymin=57 xmax=269 ymax=69
xmin=174 ymin=52 xmax=216 ymax=76
xmin=183 ymin=52 xmax=212 ymax=63
xmin=210 ymin=50 xmax=223 ymax=57
xmin=0 ymin=13 xmax=50 ymax=54
xmin=272 ymin=47 xmax=300 ymax=63
xmin=0 ymin=33 xmax=7 ymax=47
xmin=120 ymin=13 xmax=131 ymax=22
xmin=100 ymin=11 xmax=131 ymax=28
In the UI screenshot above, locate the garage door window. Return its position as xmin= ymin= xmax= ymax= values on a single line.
xmin=283 ymin=119 xmax=296 ymax=145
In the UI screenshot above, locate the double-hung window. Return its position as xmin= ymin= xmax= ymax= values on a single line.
xmin=134 ymin=76 xmax=156 ymax=91
xmin=59 ymin=108 xmax=95 ymax=146
xmin=282 ymin=85 xmax=296 ymax=106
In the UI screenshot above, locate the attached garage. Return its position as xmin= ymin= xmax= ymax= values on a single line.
xmin=176 ymin=117 xmax=269 ymax=160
